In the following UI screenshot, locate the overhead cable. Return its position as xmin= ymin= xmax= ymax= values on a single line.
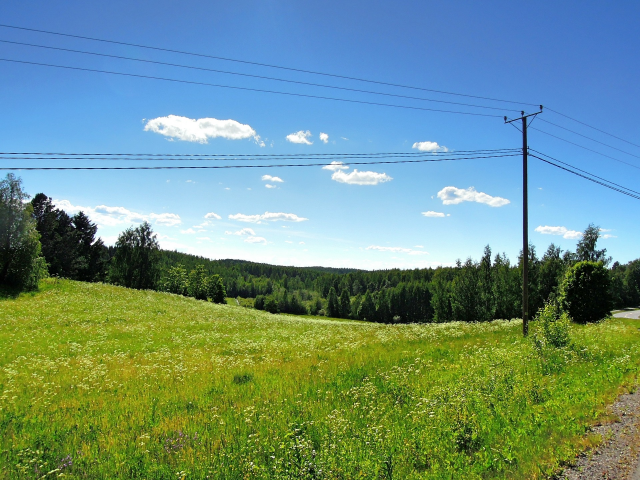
xmin=530 ymin=149 xmax=640 ymax=197
xmin=539 ymin=118 xmax=640 ymax=159
xmin=530 ymin=127 xmax=640 ymax=171
xmin=529 ymin=152 xmax=640 ymax=201
xmin=0 ymin=23 xmax=538 ymax=107
xmin=0 ymin=39 xmax=519 ymax=113
xmin=0 ymin=152 xmax=520 ymax=170
xmin=0 ymin=58 xmax=504 ymax=118
xmin=547 ymin=108 xmax=640 ymax=149
xmin=1 ymin=148 xmax=520 ymax=161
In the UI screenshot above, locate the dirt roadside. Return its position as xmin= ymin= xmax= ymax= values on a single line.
xmin=558 ymin=385 xmax=640 ymax=479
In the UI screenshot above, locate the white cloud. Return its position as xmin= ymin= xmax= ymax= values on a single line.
xmin=262 ymin=175 xmax=284 ymax=183
xmin=144 ymin=115 xmax=261 ymax=144
xmin=331 ymin=169 xmax=393 ymax=185
xmin=412 ymin=141 xmax=448 ymax=152
xmin=414 ymin=245 xmax=424 ymax=248
xmin=366 ymin=245 xmax=429 ymax=256
xmin=299 ymin=241 xmax=305 ymax=245
xmin=322 ymin=161 xmax=349 ymax=172
xmin=286 ymin=130 xmax=312 ymax=145
xmin=55 ymin=200 xmax=181 ymax=227
xmin=265 ymin=184 xmax=276 ymax=189
xmin=602 ymin=234 xmax=617 ymax=239
xmin=204 ymin=212 xmax=221 ymax=220
xmin=437 ymin=186 xmax=510 ymax=207
xmin=322 ymin=162 xmax=391 ymax=185
xmin=535 ymin=225 xmax=583 ymax=239
xmin=196 ymin=237 xmax=212 ymax=241
xmin=150 ymin=212 xmax=182 ymax=226
xmin=285 ymin=240 xmax=293 ymax=244
xmin=341 ymin=137 xmax=349 ymax=141
xmin=245 ymin=236 xmax=267 ymax=244
xmin=421 ymin=211 xmax=449 ymax=218
xmin=225 ymin=228 xmax=256 ymax=236
xmin=229 ymin=212 xmax=308 ymax=223
xmin=181 ymin=228 xmax=197 ymax=234
xmin=319 ymin=132 xmax=329 ymax=144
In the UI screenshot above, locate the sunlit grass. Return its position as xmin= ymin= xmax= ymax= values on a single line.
xmin=1 ymin=278 xmax=638 ymax=479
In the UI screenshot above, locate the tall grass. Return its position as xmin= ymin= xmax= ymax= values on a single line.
xmin=0 ymin=279 xmax=638 ymax=479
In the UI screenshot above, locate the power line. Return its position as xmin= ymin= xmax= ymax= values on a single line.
xmin=547 ymin=107 xmax=640 ymax=149
xmin=0 ymin=23 xmax=539 ymax=108
xmin=0 ymin=152 xmax=520 ymax=170
xmin=1 ymin=148 xmax=520 ymax=161
xmin=530 ymin=149 xmax=640 ymax=197
xmin=530 ymin=126 xmax=640 ymax=171
xmin=0 ymin=39 xmax=520 ymax=113
xmin=528 ymin=152 xmax=640 ymax=201
xmin=538 ymin=118 xmax=640 ymax=159
xmin=0 ymin=58 xmax=504 ymax=118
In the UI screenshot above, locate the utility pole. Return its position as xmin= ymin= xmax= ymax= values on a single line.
xmin=505 ymin=106 xmax=543 ymax=336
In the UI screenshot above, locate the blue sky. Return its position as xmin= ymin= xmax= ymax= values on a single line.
xmin=0 ymin=1 xmax=638 ymax=269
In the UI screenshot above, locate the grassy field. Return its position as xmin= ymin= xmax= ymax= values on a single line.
xmin=1 ymin=279 xmax=639 ymax=479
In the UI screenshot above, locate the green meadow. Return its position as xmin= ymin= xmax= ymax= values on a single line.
xmin=1 ymin=279 xmax=639 ymax=479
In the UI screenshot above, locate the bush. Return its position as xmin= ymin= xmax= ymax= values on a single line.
xmin=533 ymin=301 xmax=570 ymax=348
xmin=560 ymin=261 xmax=611 ymax=323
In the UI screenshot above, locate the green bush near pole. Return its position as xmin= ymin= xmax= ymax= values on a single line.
xmin=560 ymin=261 xmax=612 ymax=324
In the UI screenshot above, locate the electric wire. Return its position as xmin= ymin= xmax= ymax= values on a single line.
xmin=546 ymin=107 xmax=640 ymax=149
xmin=528 ymin=153 xmax=640 ymax=201
xmin=0 ymin=152 xmax=520 ymax=170
xmin=539 ymin=118 xmax=640 ymax=159
xmin=0 ymin=39 xmax=519 ymax=113
xmin=0 ymin=23 xmax=539 ymax=107
xmin=0 ymin=58 xmax=504 ymax=118
xmin=530 ymin=149 xmax=640 ymax=197
xmin=530 ymin=127 xmax=640 ymax=171
xmin=1 ymin=148 xmax=520 ymax=161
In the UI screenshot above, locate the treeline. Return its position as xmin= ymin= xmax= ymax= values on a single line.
xmin=2 ymin=173 xmax=638 ymax=323
xmin=158 ymin=225 xmax=640 ymax=323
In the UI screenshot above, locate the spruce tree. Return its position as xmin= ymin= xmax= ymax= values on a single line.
xmin=357 ymin=291 xmax=376 ymax=321
xmin=339 ymin=289 xmax=351 ymax=318
xmin=326 ymin=287 xmax=339 ymax=317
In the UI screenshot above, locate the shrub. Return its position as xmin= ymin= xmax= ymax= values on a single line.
xmin=560 ymin=261 xmax=611 ymax=323
xmin=533 ymin=301 xmax=570 ymax=348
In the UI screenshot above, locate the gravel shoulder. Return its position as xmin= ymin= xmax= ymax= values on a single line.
xmin=558 ymin=385 xmax=640 ymax=479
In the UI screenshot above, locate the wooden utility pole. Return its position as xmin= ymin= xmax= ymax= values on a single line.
xmin=505 ymin=107 xmax=543 ymax=336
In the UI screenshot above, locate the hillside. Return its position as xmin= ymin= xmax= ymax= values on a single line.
xmin=1 ymin=279 xmax=639 ymax=479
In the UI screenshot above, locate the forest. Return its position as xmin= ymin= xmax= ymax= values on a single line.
xmin=2 ymin=174 xmax=639 ymax=324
